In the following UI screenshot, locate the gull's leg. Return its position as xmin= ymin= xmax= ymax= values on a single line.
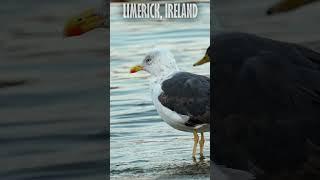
xmin=199 ymin=132 xmax=205 ymax=157
xmin=192 ymin=129 xmax=199 ymax=158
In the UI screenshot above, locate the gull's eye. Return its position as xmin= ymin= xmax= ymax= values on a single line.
xmin=146 ymin=58 xmax=151 ymax=64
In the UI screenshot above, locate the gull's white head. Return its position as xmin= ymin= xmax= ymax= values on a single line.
xmin=130 ymin=48 xmax=179 ymax=78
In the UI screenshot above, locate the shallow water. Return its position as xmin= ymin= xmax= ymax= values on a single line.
xmin=110 ymin=2 xmax=210 ymax=179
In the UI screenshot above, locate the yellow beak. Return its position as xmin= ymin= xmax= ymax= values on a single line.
xmin=193 ymin=54 xmax=210 ymax=66
xmin=64 ymin=8 xmax=105 ymax=37
xmin=130 ymin=65 xmax=144 ymax=73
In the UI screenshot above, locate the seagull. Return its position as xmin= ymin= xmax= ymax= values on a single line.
xmin=63 ymin=0 xmax=108 ymax=37
xmin=130 ymin=48 xmax=210 ymax=158
xmin=194 ymin=32 xmax=320 ymax=179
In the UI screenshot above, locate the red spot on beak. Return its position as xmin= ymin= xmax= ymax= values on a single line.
xmin=130 ymin=66 xmax=143 ymax=73
xmin=64 ymin=26 xmax=83 ymax=37
xmin=130 ymin=69 xmax=136 ymax=73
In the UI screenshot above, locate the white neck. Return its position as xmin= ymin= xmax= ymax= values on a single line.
xmin=151 ymin=67 xmax=179 ymax=83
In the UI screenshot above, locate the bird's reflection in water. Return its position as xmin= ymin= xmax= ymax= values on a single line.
xmin=193 ymin=155 xmax=207 ymax=163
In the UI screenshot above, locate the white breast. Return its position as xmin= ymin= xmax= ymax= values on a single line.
xmin=150 ymin=80 xmax=196 ymax=132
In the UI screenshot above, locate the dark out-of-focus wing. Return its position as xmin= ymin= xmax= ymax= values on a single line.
xmin=212 ymin=32 xmax=320 ymax=175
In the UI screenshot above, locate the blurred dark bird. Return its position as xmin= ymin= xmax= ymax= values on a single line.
xmin=64 ymin=0 xmax=108 ymax=37
xmin=194 ymin=32 xmax=320 ymax=180
xmin=266 ymin=0 xmax=319 ymax=15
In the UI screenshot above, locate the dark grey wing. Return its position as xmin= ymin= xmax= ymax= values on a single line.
xmin=158 ymin=72 xmax=210 ymax=127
